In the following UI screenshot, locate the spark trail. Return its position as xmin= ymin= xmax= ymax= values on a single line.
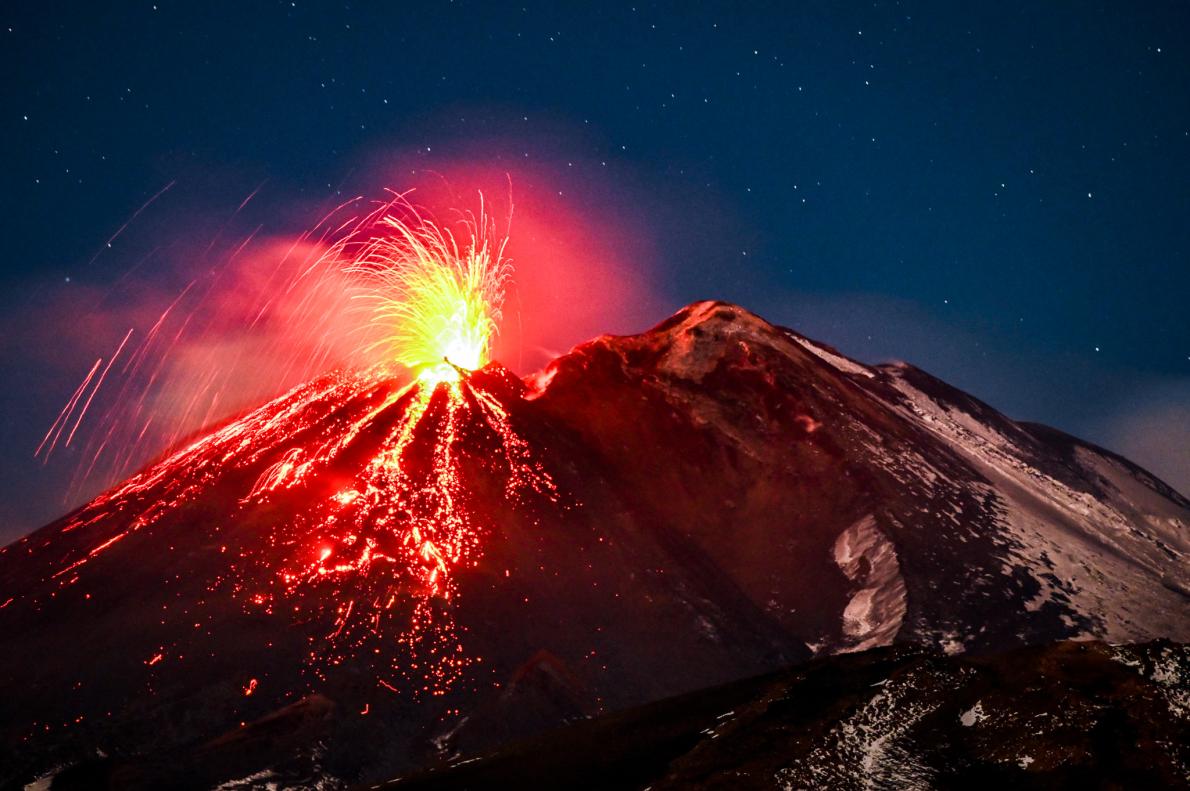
xmin=21 ymin=196 xmax=561 ymax=696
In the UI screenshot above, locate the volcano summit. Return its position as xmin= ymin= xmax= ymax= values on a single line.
xmin=2 ymin=301 xmax=1187 ymax=788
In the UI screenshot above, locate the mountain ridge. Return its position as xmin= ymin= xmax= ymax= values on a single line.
xmin=2 ymin=300 xmax=1186 ymax=788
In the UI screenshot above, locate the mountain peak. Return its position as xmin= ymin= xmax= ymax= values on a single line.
xmin=3 ymin=301 xmax=1187 ymax=788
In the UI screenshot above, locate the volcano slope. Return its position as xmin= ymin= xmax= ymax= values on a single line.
xmin=1 ymin=301 xmax=1187 ymax=788
xmin=378 ymin=639 xmax=1190 ymax=791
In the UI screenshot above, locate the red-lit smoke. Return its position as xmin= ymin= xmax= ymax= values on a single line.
xmin=34 ymin=160 xmax=664 ymax=509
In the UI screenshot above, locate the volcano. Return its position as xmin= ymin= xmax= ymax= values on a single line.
xmin=2 ymin=301 xmax=1187 ymax=788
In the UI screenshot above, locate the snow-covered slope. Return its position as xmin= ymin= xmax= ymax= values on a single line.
xmin=874 ymin=359 xmax=1188 ymax=646
xmin=530 ymin=300 xmax=1189 ymax=658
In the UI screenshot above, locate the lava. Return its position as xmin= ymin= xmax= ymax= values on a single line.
xmin=27 ymin=198 xmax=561 ymax=696
xmin=338 ymin=199 xmax=510 ymax=384
xmin=232 ymin=371 xmax=556 ymax=693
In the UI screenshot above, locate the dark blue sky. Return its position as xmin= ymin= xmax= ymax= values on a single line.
xmin=2 ymin=1 xmax=1188 ymax=539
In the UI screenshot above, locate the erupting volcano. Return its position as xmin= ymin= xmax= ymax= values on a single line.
xmin=2 ymin=203 xmax=1187 ymax=789
xmin=25 ymin=200 xmax=564 ymax=697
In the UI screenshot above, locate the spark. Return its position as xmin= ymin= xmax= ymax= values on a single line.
xmin=36 ymin=358 xmax=102 ymax=460
xmin=28 ymin=194 xmax=562 ymax=697
xmin=42 ymin=192 xmax=516 ymax=509
xmin=86 ymin=180 xmax=175 ymax=266
xmin=63 ymin=328 xmax=135 ymax=450
xmin=339 ymin=194 xmax=511 ymax=384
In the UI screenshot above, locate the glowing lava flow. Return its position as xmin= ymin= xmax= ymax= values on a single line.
xmin=26 ymin=199 xmax=560 ymax=696
xmin=234 ymin=368 xmax=557 ymax=693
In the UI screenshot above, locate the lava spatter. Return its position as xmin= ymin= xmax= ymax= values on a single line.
xmin=37 ymin=369 xmax=557 ymax=697
xmin=232 ymin=371 xmax=557 ymax=694
xmin=25 ymin=197 xmax=562 ymax=696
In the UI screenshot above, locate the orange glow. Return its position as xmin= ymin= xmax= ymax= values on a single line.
xmin=34 ymin=194 xmax=561 ymax=697
xmin=34 ymin=159 xmax=662 ymax=537
xmin=335 ymin=198 xmax=510 ymax=384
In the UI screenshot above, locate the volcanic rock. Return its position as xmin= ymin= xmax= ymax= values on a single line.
xmin=2 ymin=301 xmax=1186 ymax=787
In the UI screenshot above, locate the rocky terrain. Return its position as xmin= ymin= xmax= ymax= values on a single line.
xmin=2 ymin=301 xmax=1186 ymax=789
xmin=381 ymin=639 xmax=1190 ymax=791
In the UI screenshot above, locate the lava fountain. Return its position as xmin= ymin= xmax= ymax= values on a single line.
xmin=30 ymin=196 xmax=560 ymax=697
xmin=342 ymin=200 xmax=510 ymax=384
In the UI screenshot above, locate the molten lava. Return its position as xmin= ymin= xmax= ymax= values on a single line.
xmin=338 ymin=199 xmax=510 ymax=384
xmin=32 ymin=199 xmax=560 ymax=696
xmin=234 ymin=368 xmax=556 ymax=693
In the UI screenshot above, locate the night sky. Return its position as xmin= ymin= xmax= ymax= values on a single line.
xmin=2 ymin=2 xmax=1188 ymax=541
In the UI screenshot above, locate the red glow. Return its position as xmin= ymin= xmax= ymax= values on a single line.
xmin=346 ymin=156 xmax=668 ymax=372
xmin=30 ymin=158 xmax=663 ymax=534
xmin=29 ymin=197 xmax=564 ymax=695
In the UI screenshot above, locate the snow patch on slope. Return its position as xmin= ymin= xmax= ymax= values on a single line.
xmin=1112 ymin=644 xmax=1190 ymax=720
xmin=211 ymin=769 xmax=280 ymax=790
xmin=959 ymin=701 xmax=989 ymax=727
xmin=791 ymin=335 xmax=875 ymax=378
xmin=833 ymin=516 xmax=908 ymax=652
xmin=778 ymin=665 xmax=955 ymax=790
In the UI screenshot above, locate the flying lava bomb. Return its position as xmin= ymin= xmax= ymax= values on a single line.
xmin=21 ymin=192 xmax=562 ymax=698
